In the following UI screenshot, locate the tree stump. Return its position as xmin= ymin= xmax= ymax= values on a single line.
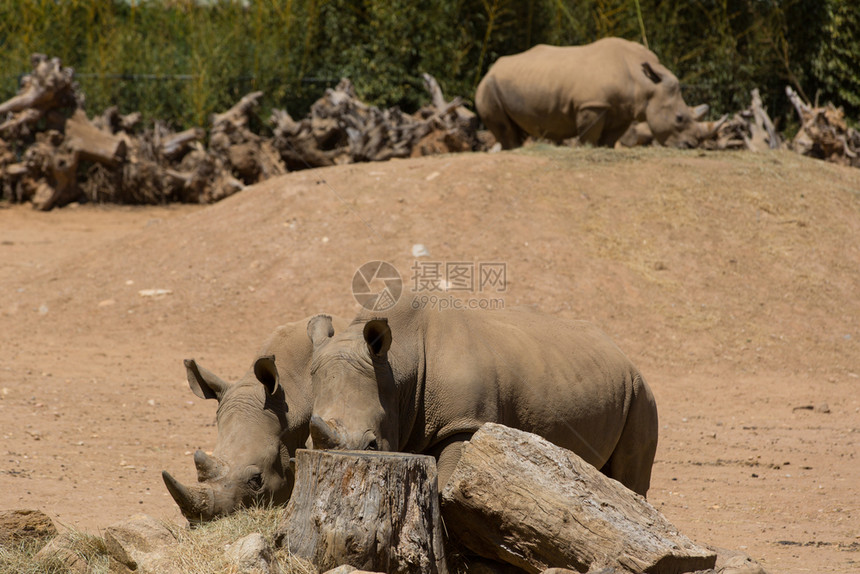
xmin=440 ymin=423 xmax=716 ymax=574
xmin=275 ymin=449 xmax=447 ymax=574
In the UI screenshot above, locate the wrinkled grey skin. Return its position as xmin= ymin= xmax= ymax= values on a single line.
xmin=307 ymin=301 xmax=659 ymax=497
xmin=162 ymin=316 xmax=346 ymax=523
xmin=476 ymin=37 xmax=713 ymax=149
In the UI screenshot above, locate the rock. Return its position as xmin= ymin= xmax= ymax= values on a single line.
xmin=33 ymin=531 xmax=133 ymax=574
xmin=33 ymin=532 xmax=95 ymax=574
xmin=102 ymin=514 xmax=179 ymax=573
xmin=712 ymin=547 xmax=769 ymax=574
xmin=412 ymin=243 xmax=430 ymax=257
xmin=0 ymin=509 xmax=57 ymax=543
xmin=225 ymin=533 xmax=274 ymax=573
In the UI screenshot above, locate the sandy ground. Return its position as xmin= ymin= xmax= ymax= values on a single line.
xmin=1 ymin=146 xmax=858 ymax=573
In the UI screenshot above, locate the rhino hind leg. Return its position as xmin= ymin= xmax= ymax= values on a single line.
xmin=476 ymin=77 xmax=526 ymax=150
xmin=488 ymin=115 xmax=526 ymax=150
xmin=600 ymin=373 xmax=659 ymax=497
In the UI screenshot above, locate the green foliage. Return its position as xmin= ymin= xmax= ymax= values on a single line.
xmin=0 ymin=0 xmax=855 ymax=130
xmin=813 ymin=0 xmax=860 ymax=118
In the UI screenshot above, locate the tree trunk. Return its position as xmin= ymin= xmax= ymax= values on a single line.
xmin=275 ymin=449 xmax=447 ymax=574
xmin=440 ymin=423 xmax=716 ymax=574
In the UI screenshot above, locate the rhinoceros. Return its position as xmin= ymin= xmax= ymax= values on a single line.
xmin=162 ymin=315 xmax=347 ymax=523
xmin=475 ymin=37 xmax=712 ymax=149
xmin=306 ymin=303 xmax=658 ymax=497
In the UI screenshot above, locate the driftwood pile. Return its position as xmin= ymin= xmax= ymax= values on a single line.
xmin=270 ymin=74 xmax=485 ymax=170
xmin=624 ymin=86 xmax=860 ymax=170
xmin=785 ymin=86 xmax=860 ymax=168
xmin=699 ymin=89 xmax=781 ymax=152
xmin=0 ymin=55 xmax=485 ymax=210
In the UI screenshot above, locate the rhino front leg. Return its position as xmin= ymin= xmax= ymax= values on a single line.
xmin=431 ymin=432 xmax=473 ymax=490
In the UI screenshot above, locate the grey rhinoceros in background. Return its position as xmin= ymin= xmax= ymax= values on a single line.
xmin=475 ymin=37 xmax=718 ymax=149
xmin=306 ymin=301 xmax=659 ymax=497
xmin=162 ymin=315 xmax=347 ymax=523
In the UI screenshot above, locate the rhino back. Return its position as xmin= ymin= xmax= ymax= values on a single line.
xmin=408 ymin=308 xmax=642 ymax=467
xmin=482 ymin=39 xmax=653 ymax=140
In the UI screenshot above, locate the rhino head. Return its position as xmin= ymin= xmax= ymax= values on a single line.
xmin=306 ymin=315 xmax=399 ymax=453
xmin=639 ymin=62 xmax=718 ymax=149
xmin=162 ymin=355 xmax=297 ymax=524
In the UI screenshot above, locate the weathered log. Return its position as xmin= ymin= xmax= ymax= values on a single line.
xmin=64 ymin=110 xmax=127 ymax=166
xmin=785 ymin=85 xmax=860 ymax=167
xmin=161 ymin=127 xmax=204 ymax=161
xmin=275 ymin=449 xmax=448 ymax=574
xmin=211 ymin=90 xmax=263 ymax=130
xmin=441 ymin=423 xmax=716 ymax=574
xmin=785 ymin=86 xmax=811 ymax=123
xmin=0 ymin=54 xmax=79 ymax=140
xmin=746 ymin=89 xmax=780 ymax=151
xmin=31 ymin=152 xmax=78 ymax=211
xmin=94 ymin=106 xmax=142 ymax=134
xmin=0 ymin=54 xmax=77 ymax=116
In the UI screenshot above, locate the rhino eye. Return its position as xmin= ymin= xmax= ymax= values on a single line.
xmin=366 ymin=439 xmax=379 ymax=451
xmin=248 ymin=472 xmax=263 ymax=492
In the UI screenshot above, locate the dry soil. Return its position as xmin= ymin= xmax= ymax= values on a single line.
xmin=1 ymin=146 xmax=858 ymax=573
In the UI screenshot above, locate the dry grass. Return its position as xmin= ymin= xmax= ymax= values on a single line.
xmin=0 ymin=529 xmax=109 ymax=574
xmin=0 ymin=507 xmax=318 ymax=574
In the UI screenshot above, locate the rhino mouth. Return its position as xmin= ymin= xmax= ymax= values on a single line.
xmin=162 ymin=470 xmax=217 ymax=524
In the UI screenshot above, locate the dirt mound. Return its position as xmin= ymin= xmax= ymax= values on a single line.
xmin=1 ymin=146 xmax=858 ymax=573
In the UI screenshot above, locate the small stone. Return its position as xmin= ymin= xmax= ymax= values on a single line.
xmin=412 ymin=244 xmax=430 ymax=258
xmin=138 ymin=289 xmax=172 ymax=298
xmin=225 ymin=533 xmax=273 ymax=573
xmin=815 ymin=403 xmax=831 ymax=414
xmin=34 ymin=532 xmax=91 ymax=574
xmin=103 ymin=514 xmax=178 ymax=572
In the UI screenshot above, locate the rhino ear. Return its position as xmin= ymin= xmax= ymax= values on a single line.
xmin=641 ymin=62 xmax=663 ymax=84
xmin=363 ymin=318 xmax=392 ymax=359
xmin=307 ymin=315 xmax=335 ymax=349
xmin=185 ymin=359 xmax=230 ymax=401
xmin=254 ymin=355 xmax=280 ymax=395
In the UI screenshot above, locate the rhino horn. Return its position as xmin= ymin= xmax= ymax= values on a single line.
xmin=193 ymin=450 xmax=225 ymax=482
xmin=691 ymin=103 xmax=710 ymax=121
xmin=698 ymin=114 xmax=728 ymax=140
xmin=309 ymin=414 xmax=342 ymax=450
xmin=162 ymin=470 xmax=215 ymax=522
